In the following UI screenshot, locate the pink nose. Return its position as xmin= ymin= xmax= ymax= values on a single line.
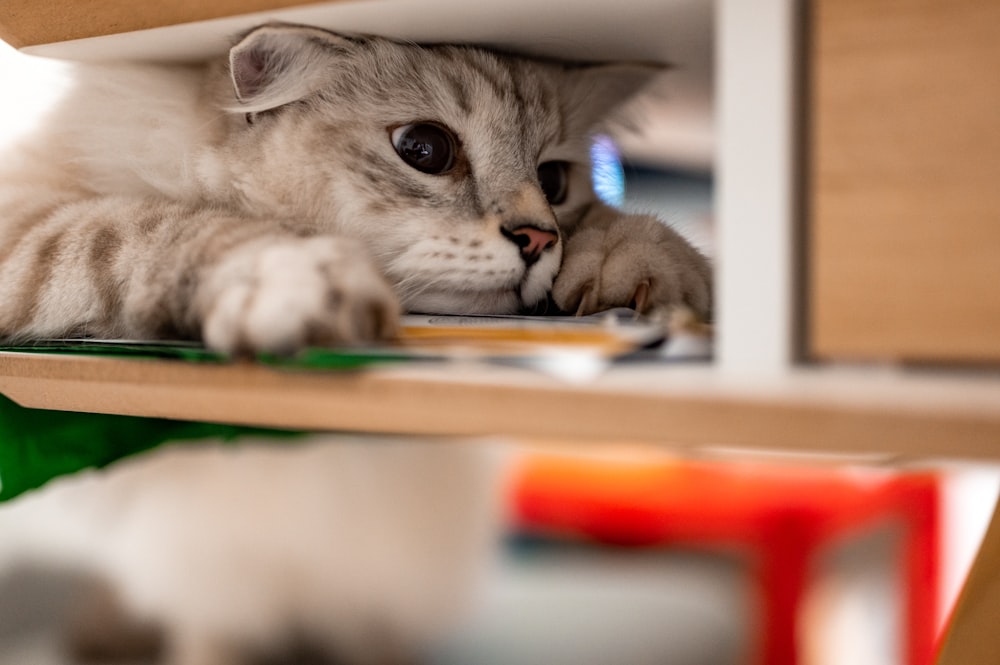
xmin=503 ymin=225 xmax=559 ymax=265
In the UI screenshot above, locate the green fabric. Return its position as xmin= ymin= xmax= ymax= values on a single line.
xmin=0 ymin=393 xmax=300 ymax=502
xmin=0 ymin=340 xmax=426 ymax=502
xmin=0 ymin=340 xmax=422 ymax=369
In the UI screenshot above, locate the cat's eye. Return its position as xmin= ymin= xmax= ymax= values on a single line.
xmin=391 ymin=123 xmax=456 ymax=175
xmin=537 ymin=161 xmax=569 ymax=205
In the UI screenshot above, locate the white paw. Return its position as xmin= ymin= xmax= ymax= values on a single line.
xmin=552 ymin=215 xmax=712 ymax=319
xmin=200 ymin=236 xmax=399 ymax=354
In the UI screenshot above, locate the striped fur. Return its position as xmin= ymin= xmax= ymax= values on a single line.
xmin=0 ymin=23 xmax=710 ymax=353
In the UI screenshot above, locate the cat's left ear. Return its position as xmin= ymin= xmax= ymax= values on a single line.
xmin=562 ymin=61 xmax=667 ymax=131
xmin=228 ymin=23 xmax=361 ymax=113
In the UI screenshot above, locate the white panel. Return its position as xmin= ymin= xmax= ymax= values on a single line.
xmin=716 ymin=0 xmax=799 ymax=374
xmin=21 ymin=0 xmax=704 ymax=65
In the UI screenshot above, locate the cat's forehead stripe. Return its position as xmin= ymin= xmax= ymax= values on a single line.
xmin=447 ymin=53 xmax=565 ymax=165
xmin=442 ymin=71 xmax=472 ymax=116
xmin=448 ymin=50 xmax=509 ymax=105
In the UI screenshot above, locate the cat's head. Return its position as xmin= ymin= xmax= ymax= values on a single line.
xmin=216 ymin=23 xmax=661 ymax=314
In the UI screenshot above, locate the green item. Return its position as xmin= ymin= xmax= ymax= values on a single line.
xmin=0 ymin=339 xmax=423 ymax=370
xmin=0 ymin=339 xmax=423 ymax=503
xmin=0 ymin=393 xmax=300 ymax=502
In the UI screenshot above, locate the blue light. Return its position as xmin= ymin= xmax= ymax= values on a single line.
xmin=591 ymin=135 xmax=625 ymax=207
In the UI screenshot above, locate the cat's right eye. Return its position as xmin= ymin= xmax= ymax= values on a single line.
xmin=391 ymin=123 xmax=456 ymax=175
xmin=537 ymin=161 xmax=569 ymax=206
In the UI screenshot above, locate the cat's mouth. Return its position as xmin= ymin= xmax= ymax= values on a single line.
xmin=387 ymin=233 xmax=560 ymax=315
xmin=399 ymin=265 xmax=558 ymax=315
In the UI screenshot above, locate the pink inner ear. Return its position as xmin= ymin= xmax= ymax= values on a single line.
xmin=232 ymin=45 xmax=270 ymax=100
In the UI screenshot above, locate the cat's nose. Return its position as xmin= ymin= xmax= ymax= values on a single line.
xmin=501 ymin=225 xmax=558 ymax=266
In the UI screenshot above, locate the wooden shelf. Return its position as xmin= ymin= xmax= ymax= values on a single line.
xmin=808 ymin=0 xmax=1000 ymax=363
xmin=3 ymin=351 xmax=1000 ymax=462
xmin=0 ymin=0 xmax=332 ymax=49
xmin=1 ymin=2 xmax=998 ymax=661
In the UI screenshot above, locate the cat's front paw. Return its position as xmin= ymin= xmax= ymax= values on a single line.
xmin=552 ymin=214 xmax=712 ymax=319
xmin=200 ymin=236 xmax=399 ymax=354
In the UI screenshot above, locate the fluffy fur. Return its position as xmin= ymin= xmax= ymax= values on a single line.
xmin=0 ymin=438 xmax=502 ymax=665
xmin=0 ymin=23 xmax=710 ymax=353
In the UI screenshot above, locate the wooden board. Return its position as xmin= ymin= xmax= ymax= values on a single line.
xmin=0 ymin=0 xmax=331 ymax=48
xmin=936 ymin=500 xmax=1000 ymax=665
xmin=3 ymin=352 xmax=1000 ymax=461
xmin=808 ymin=0 xmax=1000 ymax=363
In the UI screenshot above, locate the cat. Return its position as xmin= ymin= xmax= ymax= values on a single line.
xmin=0 ymin=22 xmax=711 ymax=354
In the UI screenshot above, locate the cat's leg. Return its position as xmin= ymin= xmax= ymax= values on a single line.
xmin=552 ymin=201 xmax=712 ymax=319
xmin=0 ymin=195 xmax=398 ymax=353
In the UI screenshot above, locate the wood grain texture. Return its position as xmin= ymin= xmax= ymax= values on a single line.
xmin=2 ymin=353 xmax=1000 ymax=461
xmin=936 ymin=500 xmax=1000 ymax=665
xmin=808 ymin=0 xmax=1000 ymax=362
xmin=0 ymin=0 xmax=333 ymax=48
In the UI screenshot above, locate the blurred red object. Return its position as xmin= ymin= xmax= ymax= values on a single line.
xmin=509 ymin=454 xmax=940 ymax=665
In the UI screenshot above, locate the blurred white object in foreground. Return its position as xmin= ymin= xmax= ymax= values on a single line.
xmin=0 ymin=436 xmax=503 ymax=665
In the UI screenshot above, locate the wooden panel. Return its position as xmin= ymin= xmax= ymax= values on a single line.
xmin=936 ymin=499 xmax=1000 ymax=665
xmin=0 ymin=0 xmax=330 ymax=48
xmin=808 ymin=0 xmax=1000 ymax=362
xmin=3 ymin=353 xmax=1000 ymax=461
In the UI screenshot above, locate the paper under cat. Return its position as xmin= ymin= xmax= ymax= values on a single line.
xmin=0 ymin=23 xmax=710 ymax=353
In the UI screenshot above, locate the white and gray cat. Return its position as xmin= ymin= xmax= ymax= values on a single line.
xmin=0 ymin=22 xmax=710 ymax=353
xmin=0 ymin=22 xmax=712 ymax=665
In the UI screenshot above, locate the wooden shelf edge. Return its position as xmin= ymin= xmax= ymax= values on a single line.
xmin=0 ymin=0 xmax=331 ymax=49
xmin=936 ymin=499 xmax=1000 ymax=665
xmin=2 ymin=352 xmax=1000 ymax=461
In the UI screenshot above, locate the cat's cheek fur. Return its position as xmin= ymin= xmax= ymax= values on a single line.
xmin=390 ymin=246 xmax=559 ymax=315
xmin=199 ymin=236 xmax=399 ymax=354
xmin=380 ymin=223 xmax=561 ymax=315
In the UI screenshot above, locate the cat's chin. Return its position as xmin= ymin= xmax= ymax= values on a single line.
xmin=404 ymin=288 xmax=525 ymax=316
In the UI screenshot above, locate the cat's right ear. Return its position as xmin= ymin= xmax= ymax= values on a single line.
xmin=228 ymin=24 xmax=359 ymax=113
xmin=561 ymin=61 xmax=668 ymax=133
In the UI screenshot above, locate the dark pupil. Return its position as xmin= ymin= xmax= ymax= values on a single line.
xmin=537 ymin=161 xmax=568 ymax=205
xmin=395 ymin=124 xmax=454 ymax=174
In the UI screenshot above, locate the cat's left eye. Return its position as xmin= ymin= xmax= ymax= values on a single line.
xmin=537 ymin=161 xmax=569 ymax=205
xmin=391 ymin=123 xmax=456 ymax=175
